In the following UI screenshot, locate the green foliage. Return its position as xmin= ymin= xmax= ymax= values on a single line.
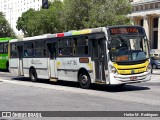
xmin=17 ymin=0 xmax=64 ymax=37
xmin=85 ymin=0 xmax=132 ymax=28
xmin=63 ymin=0 xmax=92 ymax=31
xmin=16 ymin=0 xmax=132 ymax=37
xmin=0 ymin=12 xmax=15 ymax=38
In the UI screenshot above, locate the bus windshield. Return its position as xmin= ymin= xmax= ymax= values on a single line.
xmin=109 ymin=35 xmax=149 ymax=62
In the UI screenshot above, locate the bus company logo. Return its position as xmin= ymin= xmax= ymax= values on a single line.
xmin=2 ymin=112 xmax=11 ymax=117
xmin=31 ymin=59 xmax=34 ymax=64
xmin=31 ymin=59 xmax=42 ymax=65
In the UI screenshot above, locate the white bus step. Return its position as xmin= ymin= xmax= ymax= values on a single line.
xmin=50 ymin=78 xmax=58 ymax=82
xmin=95 ymin=80 xmax=106 ymax=84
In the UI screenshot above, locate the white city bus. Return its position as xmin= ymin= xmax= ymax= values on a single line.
xmin=9 ymin=26 xmax=151 ymax=88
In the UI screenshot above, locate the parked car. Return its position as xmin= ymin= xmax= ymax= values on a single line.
xmin=150 ymin=56 xmax=160 ymax=69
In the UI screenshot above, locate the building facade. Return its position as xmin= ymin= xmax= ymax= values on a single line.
xmin=129 ymin=0 xmax=160 ymax=49
xmin=0 ymin=0 xmax=53 ymax=36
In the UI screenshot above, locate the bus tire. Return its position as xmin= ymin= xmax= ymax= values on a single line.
xmin=29 ymin=68 xmax=37 ymax=82
xmin=78 ymin=72 xmax=91 ymax=89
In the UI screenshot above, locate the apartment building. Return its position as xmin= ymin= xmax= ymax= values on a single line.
xmin=0 ymin=0 xmax=44 ymax=35
xmin=129 ymin=0 xmax=160 ymax=49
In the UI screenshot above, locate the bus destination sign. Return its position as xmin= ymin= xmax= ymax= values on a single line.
xmin=109 ymin=27 xmax=144 ymax=35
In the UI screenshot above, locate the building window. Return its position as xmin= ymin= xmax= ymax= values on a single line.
xmin=153 ymin=18 xmax=158 ymax=28
xmin=140 ymin=5 xmax=143 ymax=10
xmin=135 ymin=6 xmax=138 ymax=11
xmin=155 ymin=3 xmax=158 ymax=8
xmin=148 ymin=4 xmax=150 ymax=9
xmin=153 ymin=31 xmax=158 ymax=49
xmin=133 ymin=7 xmax=136 ymax=12
xmin=140 ymin=19 xmax=144 ymax=26
xmin=138 ymin=6 xmax=141 ymax=11
xmin=150 ymin=4 xmax=154 ymax=9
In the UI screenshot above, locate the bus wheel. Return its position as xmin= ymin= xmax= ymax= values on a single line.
xmin=29 ymin=68 xmax=37 ymax=82
xmin=79 ymin=72 xmax=91 ymax=89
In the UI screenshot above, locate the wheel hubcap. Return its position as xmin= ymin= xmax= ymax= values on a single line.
xmin=81 ymin=75 xmax=88 ymax=85
xmin=31 ymin=70 xmax=36 ymax=80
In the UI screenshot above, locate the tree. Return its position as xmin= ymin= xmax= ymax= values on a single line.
xmin=85 ymin=0 xmax=132 ymax=28
xmin=39 ymin=0 xmax=65 ymax=34
xmin=63 ymin=0 xmax=92 ymax=31
xmin=16 ymin=0 xmax=64 ymax=37
xmin=0 ymin=12 xmax=15 ymax=38
xmin=16 ymin=0 xmax=132 ymax=37
xmin=63 ymin=0 xmax=132 ymax=29
xmin=16 ymin=9 xmax=36 ymax=36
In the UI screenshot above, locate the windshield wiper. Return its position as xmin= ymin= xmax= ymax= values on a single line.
xmin=116 ymin=35 xmax=128 ymax=47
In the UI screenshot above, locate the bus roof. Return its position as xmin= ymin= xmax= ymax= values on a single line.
xmin=0 ymin=37 xmax=12 ymax=42
xmin=106 ymin=25 xmax=143 ymax=29
xmin=9 ymin=25 xmax=143 ymax=43
xmin=10 ymin=27 xmax=103 ymax=42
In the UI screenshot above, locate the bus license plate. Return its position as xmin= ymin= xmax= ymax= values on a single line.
xmin=130 ymin=76 xmax=137 ymax=80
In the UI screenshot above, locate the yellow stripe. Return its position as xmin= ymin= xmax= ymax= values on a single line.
xmin=118 ymin=68 xmax=146 ymax=75
xmin=114 ymin=60 xmax=149 ymax=75
xmin=114 ymin=60 xmax=149 ymax=70
xmin=79 ymin=29 xmax=91 ymax=34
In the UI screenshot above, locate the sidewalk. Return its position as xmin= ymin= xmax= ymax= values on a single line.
xmin=151 ymin=69 xmax=160 ymax=83
xmin=152 ymin=69 xmax=160 ymax=75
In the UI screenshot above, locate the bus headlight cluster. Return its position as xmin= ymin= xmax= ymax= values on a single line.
xmin=147 ymin=64 xmax=152 ymax=72
xmin=111 ymin=66 xmax=118 ymax=74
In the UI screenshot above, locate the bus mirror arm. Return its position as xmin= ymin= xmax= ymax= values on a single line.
xmin=108 ymin=43 xmax=111 ymax=50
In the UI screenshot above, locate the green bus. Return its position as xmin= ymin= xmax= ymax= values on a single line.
xmin=0 ymin=38 xmax=12 ymax=71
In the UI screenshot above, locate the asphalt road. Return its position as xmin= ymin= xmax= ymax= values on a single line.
xmin=0 ymin=70 xmax=160 ymax=119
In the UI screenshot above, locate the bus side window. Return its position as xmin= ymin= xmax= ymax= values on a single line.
xmin=74 ymin=36 xmax=89 ymax=56
xmin=24 ymin=50 xmax=28 ymax=57
xmin=35 ymin=41 xmax=46 ymax=57
xmin=23 ymin=42 xmax=34 ymax=57
xmin=4 ymin=43 xmax=8 ymax=53
xmin=0 ymin=43 xmax=4 ymax=53
xmin=10 ymin=44 xmax=17 ymax=58
xmin=58 ymin=39 xmax=72 ymax=56
xmin=73 ymin=38 xmax=77 ymax=55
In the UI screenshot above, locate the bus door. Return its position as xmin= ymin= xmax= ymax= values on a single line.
xmin=17 ymin=44 xmax=23 ymax=76
xmin=91 ymin=35 xmax=106 ymax=82
xmin=47 ymin=42 xmax=58 ymax=78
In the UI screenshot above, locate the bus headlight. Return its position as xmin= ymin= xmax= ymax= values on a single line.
xmin=111 ymin=66 xmax=118 ymax=74
xmin=147 ymin=64 xmax=151 ymax=72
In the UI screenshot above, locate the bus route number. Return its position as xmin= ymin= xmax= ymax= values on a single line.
xmin=67 ymin=60 xmax=77 ymax=65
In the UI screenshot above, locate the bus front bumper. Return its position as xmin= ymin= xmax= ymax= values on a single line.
xmin=109 ymin=71 xmax=151 ymax=85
